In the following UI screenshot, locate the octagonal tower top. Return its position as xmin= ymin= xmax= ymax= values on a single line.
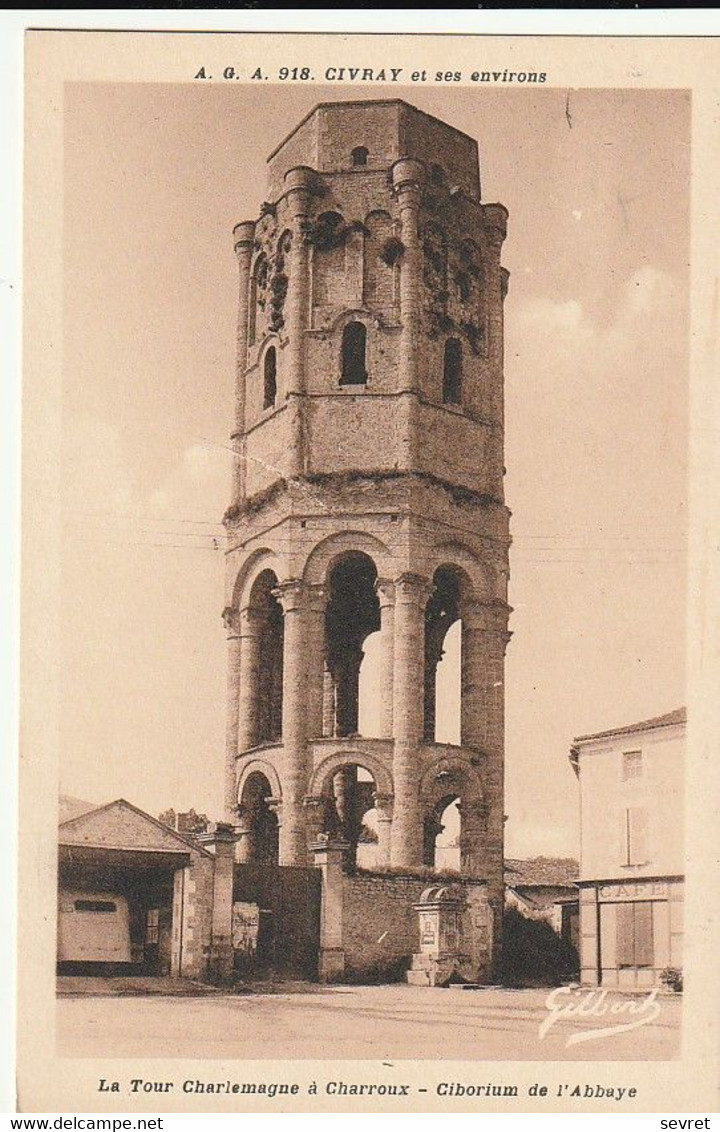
xmin=266 ymin=99 xmax=482 ymax=202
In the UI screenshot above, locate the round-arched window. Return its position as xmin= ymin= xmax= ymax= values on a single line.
xmin=263 ymin=346 xmax=277 ymax=409
xmin=442 ymin=338 xmax=462 ymax=405
xmin=340 ymin=322 xmax=368 ymax=386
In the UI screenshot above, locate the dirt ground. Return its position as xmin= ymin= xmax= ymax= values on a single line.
xmin=56 ymin=982 xmax=681 ymax=1062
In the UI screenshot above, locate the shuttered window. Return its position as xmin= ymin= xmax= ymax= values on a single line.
xmin=616 ymin=901 xmax=654 ymax=967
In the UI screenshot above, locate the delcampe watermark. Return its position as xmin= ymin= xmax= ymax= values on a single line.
xmin=539 ymin=985 xmax=662 ymax=1047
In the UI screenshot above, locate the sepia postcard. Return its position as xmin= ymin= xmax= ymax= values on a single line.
xmin=16 ymin=21 xmax=720 ymax=1115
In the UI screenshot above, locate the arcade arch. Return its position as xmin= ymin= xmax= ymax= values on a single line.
xmin=237 ymin=769 xmax=279 ymax=865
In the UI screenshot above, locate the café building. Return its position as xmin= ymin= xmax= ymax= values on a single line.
xmin=570 ymin=709 xmax=685 ymax=989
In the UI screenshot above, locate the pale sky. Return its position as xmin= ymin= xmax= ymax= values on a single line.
xmin=60 ymin=85 xmax=689 ymax=856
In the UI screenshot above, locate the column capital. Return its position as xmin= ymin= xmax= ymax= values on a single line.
xmin=237 ymin=604 xmax=270 ymax=634
xmin=303 ymin=794 xmax=327 ymax=814
xmin=266 ymin=797 xmax=283 ymax=822
xmin=311 ymin=834 xmax=350 ymax=856
xmin=222 ymin=605 xmax=242 ymax=637
xmin=305 ymin=583 xmax=326 ymax=615
xmin=234 ymin=804 xmax=252 ymax=831
xmin=271 ymin=578 xmax=306 ymax=614
xmin=374 ymin=577 xmax=395 ymax=608
xmin=394 ymin=572 xmax=433 ymax=608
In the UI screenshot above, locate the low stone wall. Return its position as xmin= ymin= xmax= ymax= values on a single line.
xmin=339 ymin=868 xmax=491 ymax=983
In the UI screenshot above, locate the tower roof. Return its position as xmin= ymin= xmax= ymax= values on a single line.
xmin=266 ymin=98 xmax=481 ymax=201
xmin=267 ymin=99 xmax=480 ymax=161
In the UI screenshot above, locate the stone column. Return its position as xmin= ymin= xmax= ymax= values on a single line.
xmin=303 ymin=796 xmax=327 ymax=847
xmin=274 ymin=579 xmax=309 ymax=865
xmin=322 ymin=665 xmax=336 ymax=738
xmin=423 ymin=626 xmax=445 ymax=743
xmin=461 ymin=598 xmax=511 ymax=969
xmin=333 ymin=765 xmax=359 ymax=869
xmin=312 ymin=838 xmax=349 ymax=982
xmin=482 ymin=204 xmax=509 ymax=491
xmin=222 ymin=607 xmax=242 ymax=823
xmin=373 ymin=792 xmax=394 ymax=867
xmin=392 ymin=158 xmax=424 ymax=395
xmin=237 ymin=606 xmax=265 ymax=756
xmin=234 ymin=804 xmax=253 ymax=865
xmin=267 ymin=797 xmax=283 ymax=859
xmin=392 ymin=158 xmax=424 ymax=472
xmin=334 ymin=643 xmax=364 ymax=737
xmin=283 ymin=167 xmax=314 ymax=477
xmin=231 ymin=221 xmax=255 ymax=502
xmin=305 ymin=584 xmax=326 ymax=741
xmin=458 ymin=799 xmax=489 ymax=876
xmin=391 ymin=572 xmax=432 ymax=867
xmin=423 ymin=812 xmax=445 ymax=868
xmin=375 ymin=579 xmax=395 ymax=739
xmin=197 ymin=824 xmax=238 ymax=984
xmin=461 ymin=599 xmax=511 ymax=752
xmin=333 ymin=766 xmax=353 ymax=831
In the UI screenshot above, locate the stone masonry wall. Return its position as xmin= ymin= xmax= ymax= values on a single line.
xmin=341 ymin=870 xmax=490 ymax=982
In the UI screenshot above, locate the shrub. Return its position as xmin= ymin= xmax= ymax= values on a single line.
xmin=497 ymin=907 xmax=579 ymax=988
xmin=659 ymin=967 xmax=683 ymax=993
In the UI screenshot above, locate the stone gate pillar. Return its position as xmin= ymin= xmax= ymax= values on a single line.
xmin=197 ymin=823 xmax=238 ymax=984
xmin=373 ymin=792 xmax=394 ymax=867
xmin=312 ymin=837 xmax=349 ymax=982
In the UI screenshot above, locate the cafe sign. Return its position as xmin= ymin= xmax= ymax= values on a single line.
xmin=598 ymin=881 xmax=668 ymax=902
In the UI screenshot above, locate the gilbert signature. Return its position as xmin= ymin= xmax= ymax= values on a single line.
xmin=539 ymin=984 xmax=661 ymax=1046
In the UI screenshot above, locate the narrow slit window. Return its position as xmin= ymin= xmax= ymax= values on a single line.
xmin=263 ymin=346 xmax=277 ymax=409
xmin=340 ymin=322 xmax=368 ymax=386
xmin=442 ymin=338 xmax=462 ymax=405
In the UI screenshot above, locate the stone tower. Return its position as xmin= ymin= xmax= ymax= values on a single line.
xmin=223 ymin=100 xmax=511 ymax=922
